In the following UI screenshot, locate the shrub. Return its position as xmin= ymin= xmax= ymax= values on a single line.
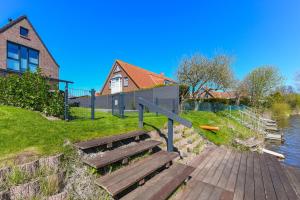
xmin=271 ymin=103 xmax=291 ymax=119
xmin=0 ymin=70 xmax=65 ymax=118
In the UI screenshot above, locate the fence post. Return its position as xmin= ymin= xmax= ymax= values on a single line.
xmin=91 ymin=89 xmax=95 ymax=120
xmin=155 ymin=97 xmax=158 ymax=116
xmin=64 ymin=82 xmax=69 ymax=121
xmin=138 ymin=104 xmax=144 ymax=128
xmin=167 ymin=118 xmax=174 ymax=152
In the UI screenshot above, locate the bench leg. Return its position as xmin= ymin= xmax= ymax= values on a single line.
xmin=122 ymin=157 xmax=129 ymax=165
xmin=139 ymin=178 xmax=145 ymax=186
xmin=107 ymin=143 xmax=113 ymax=149
xmin=165 ymin=161 xmax=172 ymax=168
xmin=135 ymin=136 xmax=140 ymax=141
xmin=148 ymin=148 xmax=153 ymax=154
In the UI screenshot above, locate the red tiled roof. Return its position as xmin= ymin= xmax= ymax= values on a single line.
xmin=199 ymin=90 xmax=238 ymax=99
xmin=116 ymin=60 xmax=176 ymax=89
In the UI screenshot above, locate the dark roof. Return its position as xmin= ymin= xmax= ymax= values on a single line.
xmin=0 ymin=15 xmax=59 ymax=68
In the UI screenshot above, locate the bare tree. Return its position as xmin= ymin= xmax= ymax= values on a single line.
xmin=243 ymin=66 xmax=284 ymax=106
xmin=177 ymin=53 xmax=234 ymax=98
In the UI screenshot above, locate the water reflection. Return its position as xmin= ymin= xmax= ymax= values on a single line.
xmin=266 ymin=115 xmax=300 ymax=168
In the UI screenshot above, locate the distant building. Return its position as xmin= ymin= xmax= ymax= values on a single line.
xmin=100 ymin=60 xmax=176 ymax=95
xmin=196 ymin=87 xmax=244 ymax=99
xmin=0 ymin=15 xmax=59 ymax=80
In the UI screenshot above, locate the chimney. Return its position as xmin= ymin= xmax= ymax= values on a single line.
xmin=160 ymin=72 xmax=165 ymax=76
xmin=8 ymin=18 xmax=13 ymax=23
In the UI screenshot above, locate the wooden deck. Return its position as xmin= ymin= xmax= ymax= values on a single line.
xmin=173 ymin=147 xmax=300 ymax=200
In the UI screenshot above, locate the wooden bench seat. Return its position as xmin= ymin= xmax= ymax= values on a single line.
xmin=83 ymin=140 xmax=161 ymax=169
xmin=120 ymin=163 xmax=195 ymax=200
xmin=96 ymin=151 xmax=178 ymax=197
xmin=74 ymin=130 xmax=148 ymax=150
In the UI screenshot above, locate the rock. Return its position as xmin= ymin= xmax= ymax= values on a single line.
xmin=184 ymin=128 xmax=195 ymax=136
xmin=187 ymin=139 xmax=193 ymax=144
xmin=0 ymin=167 xmax=11 ymax=184
xmin=18 ymin=159 xmax=39 ymax=177
xmin=43 ymin=172 xmax=66 ymax=195
xmin=40 ymin=154 xmax=63 ymax=172
xmin=10 ymin=179 xmax=40 ymax=200
xmin=0 ymin=190 xmax=10 ymax=200
xmin=47 ymin=191 xmax=68 ymax=200
xmin=174 ymin=125 xmax=185 ymax=134
xmin=234 ymin=137 xmax=263 ymax=149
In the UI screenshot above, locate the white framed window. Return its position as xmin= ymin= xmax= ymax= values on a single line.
xmin=124 ymin=77 xmax=128 ymax=87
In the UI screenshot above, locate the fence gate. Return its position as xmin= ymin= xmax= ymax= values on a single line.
xmin=112 ymin=93 xmax=125 ymax=118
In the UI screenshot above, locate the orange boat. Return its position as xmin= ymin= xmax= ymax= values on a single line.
xmin=199 ymin=125 xmax=220 ymax=131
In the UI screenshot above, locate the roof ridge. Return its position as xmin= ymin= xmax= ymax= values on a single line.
xmin=0 ymin=15 xmax=27 ymax=33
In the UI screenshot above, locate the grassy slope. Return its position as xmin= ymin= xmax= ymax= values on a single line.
xmin=183 ymin=111 xmax=258 ymax=145
xmin=0 ymin=106 xmax=167 ymax=159
xmin=0 ymin=106 xmax=257 ymax=161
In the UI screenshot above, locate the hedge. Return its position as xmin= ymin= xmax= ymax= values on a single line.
xmin=0 ymin=70 xmax=65 ymax=118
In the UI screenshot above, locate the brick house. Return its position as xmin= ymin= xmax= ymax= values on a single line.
xmin=100 ymin=60 xmax=176 ymax=95
xmin=0 ymin=15 xmax=59 ymax=80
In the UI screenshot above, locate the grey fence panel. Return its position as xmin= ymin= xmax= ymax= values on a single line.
xmin=123 ymin=92 xmax=135 ymax=110
xmin=91 ymin=85 xmax=179 ymax=112
xmin=69 ymin=96 xmax=91 ymax=107
xmin=95 ymin=95 xmax=109 ymax=108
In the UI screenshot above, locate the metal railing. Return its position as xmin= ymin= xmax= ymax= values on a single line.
xmin=137 ymin=97 xmax=192 ymax=152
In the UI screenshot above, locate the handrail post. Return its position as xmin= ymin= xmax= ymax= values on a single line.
xmin=139 ymin=103 xmax=144 ymax=128
xmin=91 ymin=89 xmax=95 ymax=120
xmin=167 ymin=118 xmax=174 ymax=152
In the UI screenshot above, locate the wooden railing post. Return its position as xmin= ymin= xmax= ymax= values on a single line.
xmin=139 ymin=104 xmax=144 ymax=128
xmin=167 ymin=118 xmax=174 ymax=152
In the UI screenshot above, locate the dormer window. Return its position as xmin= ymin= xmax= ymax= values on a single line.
xmin=20 ymin=27 xmax=29 ymax=37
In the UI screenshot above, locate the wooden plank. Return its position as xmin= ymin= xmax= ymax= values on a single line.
xmin=284 ymin=165 xmax=300 ymax=199
xmin=269 ymin=156 xmax=298 ymax=200
xmin=233 ymin=153 xmax=247 ymax=200
xmin=174 ymin=179 xmax=206 ymax=200
xmin=244 ymin=152 xmax=255 ymax=200
xmin=259 ymin=153 xmax=277 ymax=200
xmin=253 ymin=153 xmax=266 ymax=200
xmin=197 ymin=181 xmax=215 ymax=200
xmin=217 ymin=150 xmax=235 ymax=189
xmin=95 ymin=151 xmax=178 ymax=196
xmin=209 ymin=149 xmax=232 ymax=185
xmin=83 ymin=140 xmax=161 ymax=169
xmin=225 ymin=152 xmax=241 ymax=192
xmin=188 ymin=146 xmax=216 ymax=168
xmin=203 ymin=149 xmax=227 ymax=184
xmin=264 ymin=154 xmax=288 ymax=200
xmin=74 ymin=130 xmax=148 ymax=150
xmin=120 ymin=163 xmax=195 ymax=200
xmin=195 ymin=148 xmax=222 ymax=181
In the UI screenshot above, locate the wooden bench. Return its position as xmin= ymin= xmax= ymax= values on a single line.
xmin=74 ymin=130 xmax=148 ymax=150
xmin=96 ymin=151 xmax=178 ymax=197
xmin=83 ymin=140 xmax=161 ymax=169
xmin=120 ymin=163 xmax=195 ymax=200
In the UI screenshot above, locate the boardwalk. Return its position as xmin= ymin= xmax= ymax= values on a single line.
xmin=173 ymin=147 xmax=300 ymax=200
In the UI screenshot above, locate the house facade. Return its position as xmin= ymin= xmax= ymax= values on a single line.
xmin=0 ymin=15 xmax=59 ymax=79
xmin=101 ymin=60 xmax=176 ymax=95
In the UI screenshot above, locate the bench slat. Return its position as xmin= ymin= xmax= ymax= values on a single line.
xmin=83 ymin=140 xmax=161 ymax=169
xmin=74 ymin=130 xmax=148 ymax=150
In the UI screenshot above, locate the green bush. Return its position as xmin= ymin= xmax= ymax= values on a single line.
xmin=271 ymin=103 xmax=291 ymax=119
xmin=0 ymin=70 xmax=65 ymax=118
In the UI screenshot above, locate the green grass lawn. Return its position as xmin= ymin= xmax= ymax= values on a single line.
xmin=0 ymin=105 xmax=257 ymax=164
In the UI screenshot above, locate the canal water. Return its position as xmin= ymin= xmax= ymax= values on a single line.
xmin=266 ymin=115 xmax=300 ymax=168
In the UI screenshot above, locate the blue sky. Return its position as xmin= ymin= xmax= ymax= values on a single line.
xmin=1 ymin=0 xmax=299 ymax=90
